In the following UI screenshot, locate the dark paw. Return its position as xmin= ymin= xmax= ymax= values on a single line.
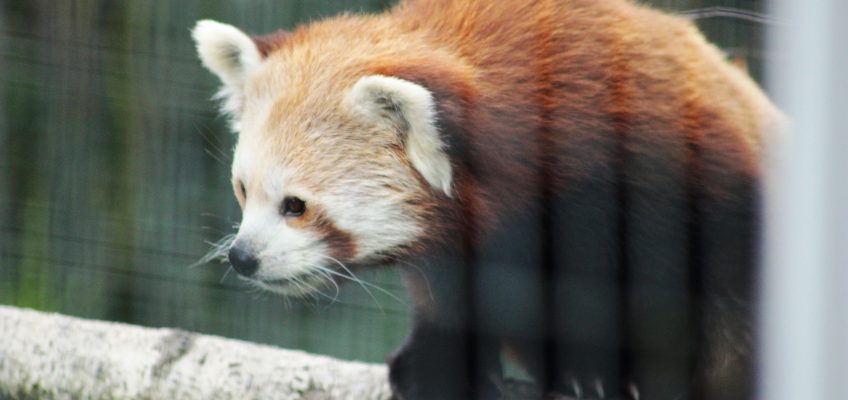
xmin=554 ymin=374 xmax=641 ymax=400
xmin=492 ymin=376 xmax=640 ymax=400
xmin=388 ymin=349 xmax=500 ymax=400
xmin=388 ymin=349 xmax=462 ymax=399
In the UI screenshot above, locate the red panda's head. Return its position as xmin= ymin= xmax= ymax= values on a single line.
xmin=192 ymin=20 xmax=453 ymax=296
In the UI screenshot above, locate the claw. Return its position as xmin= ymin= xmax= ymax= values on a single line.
xmin=570 ymin=377 xmax=583 ymax=398
xmin=626 ymin=382 xmax=640 ymax=400
xmin=593 ymin=377 xmax=605 ymax=399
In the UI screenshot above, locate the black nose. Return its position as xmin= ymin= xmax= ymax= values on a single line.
xmin=228 ymin=244 xmax=259 ymax=277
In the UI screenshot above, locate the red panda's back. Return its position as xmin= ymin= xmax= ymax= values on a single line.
xmin=389 ymin=0 xmax=774 ymax=223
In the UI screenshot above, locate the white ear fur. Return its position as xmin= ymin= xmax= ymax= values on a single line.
xmin=347 ymin=75 xmax=453 ymax=196
xmin=192 ymin=20 xmax=262 ymax=119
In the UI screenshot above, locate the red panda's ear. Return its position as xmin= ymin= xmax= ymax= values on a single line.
xmin=346 ymin=75 xmax=453 ymax=197
xmin=192 ymin=20 xmax=262 ymax=122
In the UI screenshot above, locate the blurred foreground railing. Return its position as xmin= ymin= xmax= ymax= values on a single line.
xmin=762 ymin=1 xmax=848 ymax=400
xmin=0 ymin=305 xmax=391 ymax=400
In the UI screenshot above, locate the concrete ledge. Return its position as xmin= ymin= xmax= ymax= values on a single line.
xmin=0 ymin=305 xmax=391 ymax=399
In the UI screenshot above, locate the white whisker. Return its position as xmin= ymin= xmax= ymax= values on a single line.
xmin=286 ymin=274 xmax=318 ymax=304
xmin=316 ymin=255 xmax=407 ymax=311
xmin=299 ymin=274 xmax=334 ymax=307
xmin=192 ymin=233 xmax=236 ymax=269
xmin=220 ymin=266 xmax=233 ymax=284
xmin=313 ymin=262 xmax=383 ymax=312
xmin=308 ymin=266 xmax=341 ymax=307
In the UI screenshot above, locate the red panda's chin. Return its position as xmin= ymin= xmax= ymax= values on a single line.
xmin=252 ymin=271 xmax=334 ymax=297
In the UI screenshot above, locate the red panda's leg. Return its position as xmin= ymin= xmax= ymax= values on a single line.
xmin=390 ymin=259 xmax=502 ymax=400
xmin=387 ymin=321 xmax=501 ymax=400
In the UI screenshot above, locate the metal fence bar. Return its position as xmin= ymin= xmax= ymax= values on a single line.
xmin=762 ymin=1 xmax=848 ymax=399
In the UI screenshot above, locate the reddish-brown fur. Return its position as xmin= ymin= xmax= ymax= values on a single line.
xmin=252 ymin=30 xmax=290 ymax=57
xmin=250 ymin=0 xmax=774 ymax=247
xmin=246 ymin=0 xmax=778 ymax=397
xmin=320 ymin=0 xmax=770 ymax=249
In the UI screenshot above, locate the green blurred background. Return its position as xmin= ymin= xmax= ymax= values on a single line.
xmin=0 ymin=0 xmax=766 ymax=364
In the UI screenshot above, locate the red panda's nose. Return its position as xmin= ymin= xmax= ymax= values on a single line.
xmin=228 ymin=243 xmax=259 ymax=277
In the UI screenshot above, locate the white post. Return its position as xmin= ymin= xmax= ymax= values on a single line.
xmin=761 ymin=1 xmax=848 ymax=399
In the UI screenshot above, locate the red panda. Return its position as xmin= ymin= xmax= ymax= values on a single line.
xmin=192 ymin=0 xmax=782 ymax=399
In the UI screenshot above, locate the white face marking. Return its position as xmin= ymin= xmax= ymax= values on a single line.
xmin=230 ymin=129 xmax=426 ymax=297
xmin=231 ymin=149 xmax=325 ymax=292
xmin=202 ymin=44 xmax=443 ymax=297
xmin=319 ymin=189 xmax=422 ymax=259
xmin=231 ymin=190 xmax=329 ymax=295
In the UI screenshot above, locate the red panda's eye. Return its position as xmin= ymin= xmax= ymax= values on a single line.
xmin=239 ymin=182 xmax=247 ymax=200
xmin=282 ymin=197 xmax=306 ymax=217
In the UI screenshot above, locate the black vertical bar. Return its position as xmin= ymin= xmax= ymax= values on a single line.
xmin=685 ymin=121 xmax=705 ymax=400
